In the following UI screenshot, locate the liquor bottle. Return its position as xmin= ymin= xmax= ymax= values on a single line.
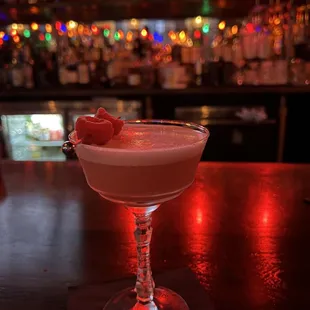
xmin=11 ymin=49 xmax=24 ymax=88
xmin=0 ymin=54 xmax=8 ymax=89
xmin=23 ymin=44 xmax=34 ymax=89
xmin=127 ymin=54 xmax=141 ymax=87
xmin=77 ymin=51 xmax=90 ymax=85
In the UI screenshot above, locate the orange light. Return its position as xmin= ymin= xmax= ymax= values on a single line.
xmin=11 ymin=29 xmax=17 ymax=36
xmin=31 ymin=22 xmax=39 ymax=31
xmin=141 ymin=29 xmax=147 ymax=37
xmin=274 ymin=18 xmax=281 ymax=25
xmin=126 ymin=31 xmax=133 ymax=41
xmin=45 ymin=24 xmax=52 ymax=33
xmin=0 ymin=32 xmax=4 ymax=38
xmin=231 ymin=25 xmax=238 ymax=35
xmin=68 ymin=30 xmax=74 ymax=38
xmin=78 ymin=25 xmax=83 ymax=34
xmin=13 ymin=35 xmax=20 ymax=43
xmin=165 ymin=44 xmax=172 ymax=53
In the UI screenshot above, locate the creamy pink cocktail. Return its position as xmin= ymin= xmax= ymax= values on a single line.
xmin=65 ymin=118 xmax=209 ymax=310
xmin=73 ymin=123 xmax=207 ymax=205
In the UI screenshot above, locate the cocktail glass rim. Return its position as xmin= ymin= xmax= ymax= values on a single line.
xmin=68 ymin=119 xmax=210 ymax=146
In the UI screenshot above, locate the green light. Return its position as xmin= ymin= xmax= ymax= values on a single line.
xmin=114 ymin=31 xmax=120 ymax=41
xmin=24 ymin=29 xmax=31 ymax=38
xmin=103 ymin=29 xmax=110 ymax=37
xmin=202 ymin=24 xmax=210 ymax=34
xmin=45 ymin=33 xmax=52 ymax=41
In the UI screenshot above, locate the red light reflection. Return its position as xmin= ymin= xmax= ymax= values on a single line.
xmin=249 ymin=170 xmax=284 ymax=302
xmin=183 ymin=183 xmax=214 ymax=289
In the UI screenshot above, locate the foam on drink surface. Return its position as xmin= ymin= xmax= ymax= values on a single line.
xmin=76 ymin=124 xmax=207 ymax=166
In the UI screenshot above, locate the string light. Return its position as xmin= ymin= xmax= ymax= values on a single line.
xmin=130 ymin=18 xmax=138 ymax=27
xmin=0 ymin=39 xmax=3 ymax=45
xmin=78 ymin=24 xmax=84 ymax=34
xmin=114 ymin=31 xmax=120 ymax=41
xmin=246 ymin=23 xmax=255 ymax=33
xmin=68 ymin=20 xmax=77 ymax=29
xmin=45 ymin=24 xmax=52 ymax=33
xmin=45 ymin=33 xmax=52 ymax=41
xmin=0 ymin=32 xmax=4 ymax=38
xmin=13 ymin=35 xmax=20 ymax=43
xmin=202 ymin=24 xmax=210 ymax=33
xmin=3 ymin=34 xmax=9 ymax=41
xmin=231 ymin=25 xmax=238 ymax=35
xmin=195 ymin=16 xmax=202 ymax=25
xmin=118 ymin=30 xmax=124 ymax=39
xmin=218 ymin=21 xmax=226 ymax=30
xmin=39 ymin=33 xmax=45 ymax=41
xmin=179 ymin=30 xmax=186 ymax=41
xmin=126 ymin=31 xmax=133 ymax=41
xmin=91 ymin=25 xmax=99 ymax=34
xmin=55 ymin=21 xmax=61 ymax=30
xmin=31 ymin=22 xmax=39 ymax=31
xmin=12 ymin=23 xmax=18 ymax=30
xmin=60 ymin=24 xmax=67 ymax=32
xmin=11 ymin=30 xmax=17 ymax=36
xmin=141 ymin=29 xmax=147 ymax=37
xmin=24 ymin=29 xmax=31 ymax=38
xmin=103 ymin=28 xmax=110 ymax=37
xmin=194 ymin=29 xmax=201 ymax=39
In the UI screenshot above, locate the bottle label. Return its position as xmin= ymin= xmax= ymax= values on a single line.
xmin=128 ymin=74 xmax=141 ymax=86
xmin=24 ymin=65 xmax=34 ymax=89
xmin=59 ymin=67 xmax=68 ymax=85
xmin=12 ymin=68 xmax=24 ymax=87
xmin=78 ymin=64 xmax=90 ymax=84
xmin=67 ymin=71 xmax=78 ymax=84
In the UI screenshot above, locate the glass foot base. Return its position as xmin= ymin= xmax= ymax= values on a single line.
xmin=103 ymin=286 xmax=189 ymax=310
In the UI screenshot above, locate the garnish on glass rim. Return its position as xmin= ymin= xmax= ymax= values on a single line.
xmin=74 ymin=108 xmax=124 ymax=146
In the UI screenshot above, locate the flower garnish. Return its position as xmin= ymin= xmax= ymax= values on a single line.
xmin=95 ymin=107 xmax=124 ymax=135
xmin=75 ymin=108 xmax=124 ymax=145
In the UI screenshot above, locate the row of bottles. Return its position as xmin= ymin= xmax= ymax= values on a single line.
xmin=0 ymin=43 xmax=58 ymax=89
xmin=1 ymin=19 xmax=310 ymax=89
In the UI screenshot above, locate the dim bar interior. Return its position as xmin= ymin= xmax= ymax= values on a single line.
xmin=2 ymin=2 xmax=310 ymax=310
xmin=0 ymin=0 xmax=309 ymax=162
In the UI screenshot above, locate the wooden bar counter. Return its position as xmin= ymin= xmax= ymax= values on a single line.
xmin=1 ymin=161 xmax=310 ymax=309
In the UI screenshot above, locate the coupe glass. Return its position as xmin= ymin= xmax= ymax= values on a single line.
xmin=63 ymin=120 xmax=209 ymax=310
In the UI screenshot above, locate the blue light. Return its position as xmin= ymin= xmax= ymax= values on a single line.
xmin=60 ymin=24 xmax=67 ymax=32
xmin=3 ymin=34 xmax=9 ymax=41
xmin=255 ymin=26 xmax=262 ymax=33
xmin=153 ymin=32 xmax=163 ymax=43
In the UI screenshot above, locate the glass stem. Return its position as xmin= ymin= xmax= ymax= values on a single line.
xmin=132 ymin=206 xmax=158 ymax=304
